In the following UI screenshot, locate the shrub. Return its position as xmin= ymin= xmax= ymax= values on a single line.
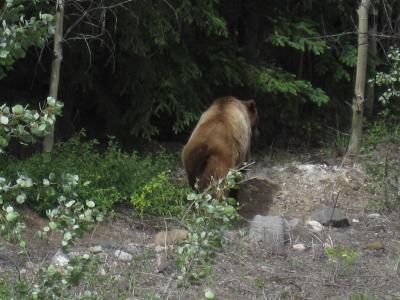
xmin=0 ymin=132 xmax=188 ymax=216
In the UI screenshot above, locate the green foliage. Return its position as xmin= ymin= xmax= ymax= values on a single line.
xmin=0 ymin=0 xmax=54 ymax=79
xmin=0 ymin=133 xmax=186 ymax=216
xmin=252 ymin=67 xmax=329 ymax=106
xmin=0 ymin=97 xmax=63 ymax=151
xmin=373 ymin=47 xmax=400 ymax=120
xmin=131 ymin=171 xmax=189 ymax=217
xmin=362 ymin=121 xmax=400 ymax=152
xmin=269 ymin=19 xmax=327 ymax=55
xmin=176 ymin=168 xmax=243 ymax=284
xmin=347 ymin=294 xmax=379 ymax=300
xmin=31 ymin=255 xmax=99 ymax=299
xmin=362 ymin=121 xmax=400 ymax=210
xmin=325 ymin=246 xmax=359 ymax=272
xmin=0 ymin=98 xmax=102 ymax=299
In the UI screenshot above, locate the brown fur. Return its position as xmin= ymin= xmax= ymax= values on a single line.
xmin=182 ymin=96 xmax=258 ymax=191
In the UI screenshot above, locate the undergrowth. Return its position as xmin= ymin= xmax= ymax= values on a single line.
xmin=0 ymin=132 xmax=188 ymax=216
xmin=361 ymin=120 xmax=400 ymax=210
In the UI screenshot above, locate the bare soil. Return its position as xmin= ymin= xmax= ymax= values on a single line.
xmin=1 ymin=150 xmax=400 ymax=300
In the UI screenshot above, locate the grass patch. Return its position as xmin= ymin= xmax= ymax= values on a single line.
xmin=361 ymin=120 xmax=400 ymax=210
xmin=0 ymin=133 xmax=189 ymax=216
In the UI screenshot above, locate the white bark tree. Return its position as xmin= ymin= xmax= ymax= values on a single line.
xmin=348 ymin=0 xmax=371 ymax=157
xmin=42 ymin=0 xmax=64 ymax=153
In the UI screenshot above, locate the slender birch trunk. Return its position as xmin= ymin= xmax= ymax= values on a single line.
xmin=348 ymin=0 xmax=371 ymax=157
xmin=43 ymin=0 xmax=64 ymax=153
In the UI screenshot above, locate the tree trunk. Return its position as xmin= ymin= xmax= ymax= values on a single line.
xmin=348 ymin=0 xmax=371 ymax=157
xmin=365 ymin=3 xmax=378 ymax=118
xmin=43 ymin=0 xmax=64 ymax=153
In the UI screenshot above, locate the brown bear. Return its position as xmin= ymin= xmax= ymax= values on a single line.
xmin=182 ymin=96 xmax=258 ymax=191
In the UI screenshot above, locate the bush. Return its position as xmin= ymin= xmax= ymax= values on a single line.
xmin=0 ymin=132 xmax=188 ymax=216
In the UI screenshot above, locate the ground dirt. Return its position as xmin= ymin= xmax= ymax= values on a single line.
xmin=1 ymin=149 xmax=400 ymax=300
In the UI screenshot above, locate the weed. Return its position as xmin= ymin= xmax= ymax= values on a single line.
xmin=347 ymin=293 xmax=379 ymax=300
xmin=176 ymin=168 xmax=243 ymax=285
xmin=255 ymin=276 xmax=267 ymax=289
xmin=325 ymin=246 xmax=359 ymax=273
xmin=0 ymin=132 xmax=188 ymax=216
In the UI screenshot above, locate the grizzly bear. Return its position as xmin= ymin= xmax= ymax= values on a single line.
xmin=182 ymin=96 xmax=258 ymax=191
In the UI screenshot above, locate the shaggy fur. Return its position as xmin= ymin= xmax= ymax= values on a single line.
xmin=182 ymin=96 xmax=258 ymax=191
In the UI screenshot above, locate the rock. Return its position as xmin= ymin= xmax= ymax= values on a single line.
xmin=155 ymin=245 xmax=166 ymax=253
xmin=89 ymin=245 xmax=103 ymax=253
xmin=114 ymin=250 xmax=133 ymax=262
xmin=51 ymin=249 xmax=70 ymax=267
xmin=292 ymin=243 xmax=306 ymax=251
xmin=285 ymin=218 xmax=301 ymax=231
xmin=352 ymin=218 xmax=360 ymax=223
xmin=98 ymin=268 xmax=107 ymax=276
xmin=155 ymin=253 xmax=171 ymax=273
xmin=364 ymin=240 xmax=384 ymax=250
xmin=367 ymin=213 xmax=381 ymax=219
xmin=310 ymin=207 xmax=350 ymax=227
xmin=69 ymin=251 xmax=81 ymax=257
xmin=125 ymin=243 xmax=141 ymax=255
xmin=249 ymin=215 xmax=285 ymax=253
xmin=284 ymin=218 xmax=303 ymax=242
xmin=237 ymin=175 xmax=280 ymax=219
xmin=154 ymin=229 xmax=188 ymax=246
xmin=306 ymin=220 xmax=324 ymax=232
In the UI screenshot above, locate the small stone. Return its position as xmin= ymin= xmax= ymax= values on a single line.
xmin=285 ymin=218 xmax=301 ymax=232
xmin=51 ymin=249 xmax=70 ymax=267
xmin=156 ymin=253 xmax=170 ymax=273
xmin=310 ymin=207 xmax=349 ymax=227
xmin=352 ymin=219 xmax=360 ymax=223
xmin=89 ymin=246 xmax=103 ymax=253
xmin=364 ymin=240 xmax=384 ymax=250
xmin=306 ymin=220 xmax=324 ymax=232
xmin=114 ymin=250 xmax=133 ymax=261
xmin=292 ymin=243 xmax=306 ymax=251
xmin=367 ymin=213 xmax=381 ymax=219
xmin=98 ymin=268 xmax=107 ymax=276
xmin=249 ymin=215 xmax=285 ymax=253
xmin=155 ymin=245 xmax=166 ymax=252
xmin=69 ymin=251 xmax=81 ymax=257
xmin=126 ymin=243 xmax=140 ymax=254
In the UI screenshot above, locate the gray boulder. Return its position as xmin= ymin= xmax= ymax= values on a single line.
xmin=249 ymin=215 xmax=285 ymax=253
xmin=310 ymin=207 xmax=349 ymax=227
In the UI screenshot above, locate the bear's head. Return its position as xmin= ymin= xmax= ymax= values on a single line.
xmin=243 ymin=99 xmax=258 ymax=130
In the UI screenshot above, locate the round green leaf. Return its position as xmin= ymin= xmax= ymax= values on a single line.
xmin=63 ymin=232 xmax=72 ymax=241
xmin=86 ymin=200 xmax=95 ymax=208
xmin=0 ymin=115 xmax=9 ymax=125
xmin=204 ymin=288 xmax=215 ymax=299
xmin=16 ymin=194 xmax=26 ymax=204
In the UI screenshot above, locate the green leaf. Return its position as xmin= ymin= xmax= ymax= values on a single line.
xmin=0 ymin=115 xmax=9 ymax=125
xmin=12 ymin=105 xmax=24 ymax=114
xmin=204 ymin=288 xmax=215 ymax=299
xmin=65 ymin=200 xmax=75 ymax=208
xmin=49 ymin=221 xmax=57 ymax=230
xmin=63 ymin=232 xmax=72 ymax=241
xmin=16 ymin=194 xmax=26 ymax=204
xmin=86 ymin=200 xmax=95 ymax=208
xmin=6 ymin=211 xmax=18 ymax=222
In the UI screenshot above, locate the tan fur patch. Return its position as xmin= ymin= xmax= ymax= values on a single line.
xmin=182 ymin=96 xmax=258 ymax=191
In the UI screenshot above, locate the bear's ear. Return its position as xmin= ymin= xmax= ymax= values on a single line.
xmin=244 ymin=99 xmax=257 ymax=112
